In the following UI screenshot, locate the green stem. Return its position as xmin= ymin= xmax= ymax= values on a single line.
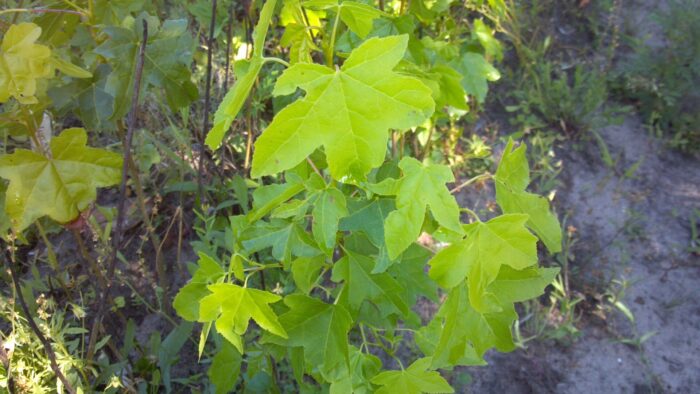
xmin=450 ymin=173 xmax=492 ymax=194
xmin=263 ymin=56 xmax=290 ymax=67
xmin=325 ymin=6 xmax=342 ymax=67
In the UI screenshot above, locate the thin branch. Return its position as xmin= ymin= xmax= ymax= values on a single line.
xmin=88 ymin=19 xmax=148 ymax=363
xmin=198 ymin=0 xmax=218 ymax=206
xmin=0 ymin=8 xmax=85 ymax=17
xmin=450 ymin=173 xmax=492 ymax=194
xmin=3 ymin=250 xmax=77 ymax=394
xmin=224 ymin=1 xmax=235 ymax=92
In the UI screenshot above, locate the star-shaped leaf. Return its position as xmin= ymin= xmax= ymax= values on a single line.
xmin=329 ymin=345 xmax=382 ymax=394
xmin=450 ymin=52 xmax=500 ymax=103
xmin=241 ymin=219 xmax=320 ymax=263
xmin=428 ymin=214 xmax=537 ymax=313
xmin=274 ymin=294 xmax=353 ymax=379
xmin=0 ymin=128 xmax=122 ymax=231
xmin=0 ymin=23 xmax=53 ymax=104
xmin=371 ymin=357 xmax=454 ymax=394
xmin=372 ymin=157 xmax=463 ymax=260
xmin=198 ymin=283 xmax=288 ymax=353
xmin=251 ymin=34 xmax=434 ymax=181
xmin=429 ymin=282 xmax=515 ymax=369
xmin=331 ymin=250 xmax=408 ymax=315
xmin=339 ymin=197 xmax=395 ymax=272
xmin=494 ymin=139 xmax=562 ymax=253
xmin=173 ymin=252 xmax=225 ymax=321
xmin=49 ymin=64 xmax=115 ymax=132
xmin=304 ymin=0 xmax=385 ymax=38
xmin=94 ymin=17 xmax=198 ymax=120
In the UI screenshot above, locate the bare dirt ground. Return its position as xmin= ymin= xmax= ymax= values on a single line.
xmin=450 ymin=1 xmax=700 ymax=392
xmin=458 ymin=114 xmax=700 ymax=393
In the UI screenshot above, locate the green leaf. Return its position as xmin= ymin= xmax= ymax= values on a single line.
xmin=94 ymin=18 xmax=198 ymax=120
xmin=159 ymin=322 xmax=193 ymax=393
xmin=281 ymin=23 xmax=320 ymax=64
xmin=429 ymin=214 xmax=537 ymax=313
xmin=430 ymin=282 xmax=515 ymax=368
xmin=494 ymin=139 xmax=562 ymax=253
xmin=305 ymin=0 xmax=385 ymax=38
xmin=312 ymin=187 xmax=348 ymax=249
xmin=208 ymin=340 xmax=242 ymax=394
xmin=0 ymin=128 xmax=122 ymax=231
xmin=488 ymin=265 xmax=559 ymax=303
xmin=389 ymin=244 xmax=438 ymax=305
xmin=331 ymin=251 xmax=409 ymax=315
xmin=275 ymin=294 xmax=353 ymax=379
xmin=339 ymin=197 xmax=395 ymax=272
xmin=451 ymin=52 xmax=500 ymax=103
xmin=206 ymin=0 xmax=278 ymax=149
xmin=198 ymin=283 xmax=288 ymax=353
xmin=371 ymin=357 xmax=454 ymax=394
xmin=241 ymin=219 xmax=320 ymax=263
xmin=251 ymin=35 xmax=434 ymax=181
xmin=49 ymin=64 xmax=115 ymax=132
xmin=0 ymin=23 xmax=53 ymax=104
xmin=329 ymin=345 xmax=382 ymax=394
xmin=291 ymin=256 xmax=326 ymax=294
xmin=472 ymin=19 xmax=503 ymax=61
xmin=173 ymin=252 xmax=225 ymax=321
xmin=374 ymin=157 xmax=463 ymax=260
xmin=50 ymin=57 xmax=91 ymax=78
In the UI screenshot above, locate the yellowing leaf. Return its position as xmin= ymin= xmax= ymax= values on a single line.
xmin=0 ymin=128 xmax=122 ymax=231
xmin=198 ymin=283 xmax=288 ymax=353
xmin=371 ymin=357 xmax=454 ymax=394
xmin=494 ymin=139 xmax=562 ymax=253
xmin=0 ymin=23 xmax=53 ymax=104
xmin=251 ymin=35 xmax=434 ymax=181
xmin=428 ymin=214 xmax=537 ymax=313
xmin=372 ymin=157 xmax=463 ymax=259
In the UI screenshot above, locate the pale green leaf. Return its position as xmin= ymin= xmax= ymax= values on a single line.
xmin=451 ymin=52 xmax=500 ymax=103
xmin=472 ymin=19 xmax=503 ymax=61
xmin=173 ymin=252 xmax=225 ymax=321
xmin=206 ymin=0 xmax=277 ymax=149
xmin=494 ymin=139 xmax=562 ymax=253
xmin=487 ymin=265 xmax=559 ymax=303
xmin=430 ymin=282 xmax=515 ymax=368
xmin=312 ymin=187 xmax=348 ymax=249
xmin=251 ymin=35 xmax=434 ymax=181
xmin=0 ymin=128 xmax=122 ymax=231
xmin=198 ymin=283 xmax=288 ymax=353
xmin=372 ymin=357 xmax=454 ymax=394
xmin=50 ymin=57 xmax=92 ymax=78
xmin=375 ymin=157 xmax=463 ymax=259
xmin=429 ymin=214 xmax=537 ymax=313
xmin=0 ymin=23 xmax=53 ymax=104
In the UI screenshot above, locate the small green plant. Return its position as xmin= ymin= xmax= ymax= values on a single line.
xmin=509 ymin=62 xmax=618 ymax=138
xmin=616 ymin=0 xmax=700 ymax=152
